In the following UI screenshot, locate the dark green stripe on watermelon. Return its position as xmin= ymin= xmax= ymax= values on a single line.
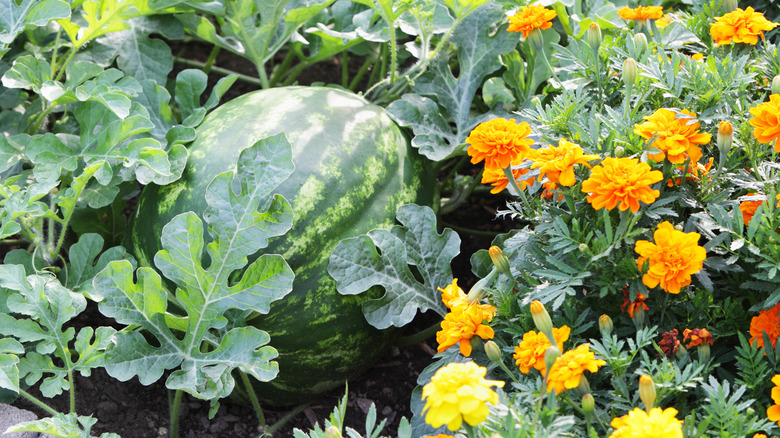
xmin=128 ymin=86 xmax=433 ymax=405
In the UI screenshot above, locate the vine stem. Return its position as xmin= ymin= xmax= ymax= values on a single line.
xmin=239 ymin=372 xmax=266 ymax=428
xmin=262 ymin=402 xmax=311 ymax=436
xmin=169 ymin=389 xmax=183 ymax=438
xmin=173 ymin=57 xmax=263 ymax=87
xmin=19 ymin=388 xmax=59 ymax=416
xmin=395 ymin=322 xmax=442 ymax=348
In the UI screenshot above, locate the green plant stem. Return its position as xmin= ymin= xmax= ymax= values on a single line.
xmin=341 ymin=51 xmax=349 ymax=88
xmin=19 ymin=389 xmax=59 ymax=416
xmin=395 ymin=322 xmax=442 ymax=348
xmin=269 ymin=50 xmax=296 ymax=86
xmin=169 ymin=389 xmax=183 ymax=438
xmin=263 ymin=402 xmax=311 ymax=436
xmin=68 ymin=369 xmax=76 ymax=414
xmin=539 ymin=46 xmax=561 ymax=87
xmin=239 ymin=372 xmax=266 ymax=428
xmin=624 ymin=83 xmax=633 ymax=121
xmin=202 ymin=46 xmax=222 ymax=74
xmin=659 ymin=293 xmax=670 ymax=328
xmin=388 ymin=25 xmax=398 ymax=84
xmin=593 ymin=48 xmax=603 ymax=111
xmin=348 ymin=55 xmax=374 ymax=92
xmin=173 ymin=57 xmax=264 ymax=87
xmin=495 ymin=359 xmax=519 ymax=384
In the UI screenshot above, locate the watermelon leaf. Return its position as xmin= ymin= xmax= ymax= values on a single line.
xmin=0 ymin=0 xmax=70 ymax=46
xmin=329 ymin=204 xmax=458 ymax=329
xmin=59 ymin=233 xmax=135 ymax=301
xmin=6 ymin=412 xmax=120 ymax=438
xmin=93 ymin=133 xmax=296 ymax=400
xmin=0 ymin=338 xmax=23 ymax=392
xmin=386 ymin=4 xmax=519 ymax=162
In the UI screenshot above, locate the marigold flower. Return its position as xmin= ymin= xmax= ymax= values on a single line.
xmin=634 ymin=109 xmax=711 ymax=164
xmin=513 ymin=326 xmax=571 ymax=375
xmin=682 ymin=328 xmax=713 ymax=348
xmin=710 ymin=7 xmax=779 ymax=46
xmin=581 ymin=157 xmax=663 ymax=213
xmin=425 ymin=435 xmax=455 ymax=438
xmin=530 ymin=139 xmax=599 ymax=187
xmin=507 ymin=5 xmax=557 ymax=38
xmin=767 ymin=374 xmax=780 ymax=423
xmin=749 ymin=95 xmax=780 ymax=149
xmin=466 ymin=118 xmax=535 ymax=172
xmin=421 ymin=361 xmax=504 ymax=431
xmin=656 ymin=14 xmax=673 ymax=28
xmin=666 ymin=157 xmax=714 ymax=187
xmin=658 ymin=329 xmax=680 ymax=358
xmin=481 ymin=157 xmax=536 ymax=194
xmin=540 ymin=181 xmax=564 ymax=201
xmin=739 ymin=193 xmax=780 ymax=225
xmin=621 ymin=287 xmax=649 ymax=318
xmin=609 ymin=407 xmax=683 ymax=438
xmin=749 ymin=303 xmax=780 ymax=350
xmin=618 ymin=6 xmax=664 ymax=22
xmin=436 ymin=302 xmax=497 ymax=356
xmin=638 ymin=375 xmax=656 ymax=409
xmin=754 ymin=434 xmax=768 ymax=438
xmin=546 ymin=344 xmax=605 ymax=394
xmin=635 ymin=221 xmax=706 ymax=294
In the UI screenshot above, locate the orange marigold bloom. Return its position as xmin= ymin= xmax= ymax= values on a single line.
xmin=683 ymin=328 xmax=713 ymax=348
xmin=767 ymin=374 xmax=780 ymax=423
xmin=466 ymin=118 xmax=535 ymax=172
xmin=507 ymin=5 xmax=557 ymax=38
xmin=710 ymin=7 xmax=779 ymax=46
xmin=667 ymin=157 xmax=714 ymax=187
xmin=740 ymin=194 xmax=765 ymax=225
xmin=513 ymin=326 xmax=571 ymax=375
xmin=749 ymin=95 xmax=780 ymax=149
xmin=546 ymin=343 xmax=605 ymax=394
xmin=658 ymin=329 xmax=680 ymax=358
xmin=618 ymin=6 xmax=664 ymax=21
xmin=609 ymin=407 xmax=683 ymax=438
xmin=621 ymin=287 xmax=649 ymax=318
xmin=754 ymin=434 xmax=768 ymax=438
xmin=530 ymin=139 xmax=599 ymax=187
xmin=540 ymin=181 xmax=564 ymax=201
xmin=635 ymin=221 xmax=706 ymax=294
xmin=581 ymin=157 xmax=663 ymax=212
xmin=481 ymin=157 xmax=537 ymax=194
xmin=634 ymin=109 xmax=711 ymax=164
xmin=436 ymin=302 xmax=497 ymax=356
xmin=749 ymin=303 xmax=780 ymax=350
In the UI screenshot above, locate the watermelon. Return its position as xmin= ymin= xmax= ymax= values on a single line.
xmin=127 ymin=86 xmax=433 ymax=405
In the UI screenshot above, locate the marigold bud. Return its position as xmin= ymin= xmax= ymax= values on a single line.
xmin=772 ymin=75 xmax=780 ymax=95
xmin=466 ymin=269 xmax=498 ymax=303
xmin=638 ymin=375 xmax=656 ymax=410
xmin=530 ymin=300 xmax=553 ymax=336
xmin=528 ymin=28 xmax=545 ymax=52
xmin=578 ymin=243 xmax=588 ymax=252
xmin=717 ymin=121 xmax=733 ymax=156
xmin=623 ymin=58 xmax=638 ymax=87
xmin=614 ymin=146 xmax=625 ymax=157
xmin=723 ymin=0 xmax=738 ymax=13
xmin=582 ymin=393 xmax=595 ymax=415
xmin=633 ymin=305 xmax=645 ymax=328
xmin=489 ymin=246 xmax=513 ymax=279
xmin=484 ymin=340 xmax=502 ymax=363
xmin=325 ymin=425 xmax=342 ymax=438
xmin=586 ymin=23 xmax=602 ymax=52
xmin=544 ymin=345 xmax=561 ymax=375
xmin=531 ymin=96 xmax=542 ymax=107
xmin=599 ymin=314 xmax=613 ymax=337
xmin=576 ymin=374 xmax=591 ymax=396
xmin=633 ymin=33 xmax=648 ymax=56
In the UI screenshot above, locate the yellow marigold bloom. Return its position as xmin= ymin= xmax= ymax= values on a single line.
xmin=546 ymin=344 xmax=605 ymax=394
xmin=656 ymin=14 xmax=673 ymax=28
xmin=634 ymin=109 xmax=711 ymax=164
xmin=530 ymin=139 xmax=599 ymax=187
xmin=466 ymin=118 xmax=535 ymax=172
xmin=513 ymin=326 xmax=571 ymax=375
xmin=710 ymin=7 xmax=779 ymax=46
xmin=749 ymin=95 xmax=780 ymax=149
xmin=507 ymin=5 xmax=557 ymax=38
xmin=635 ymin=221 xmax=706 ymax=294
xmin=581 ymin=157 xmax=663 ymax=213
xmin=439 ymin=279 xmax=467 ymax=309
xmin=421 ymin=361 xmax=504 ymax=431
xmin=618 ymin=6 xmax=664 ymax=21
xmin=767 ymin=374 xmax=780 ymax=423
xmin=609 ymin=407 xmax=683 ymax=438
xmin=436 ymin=302 xmax=496 ymax=356
xmin=481 ymin=157 xmax=537 ymax=194
xmin=754 ymin=434 xmax=768 ymax=438
xmin=749 ymin=303 xmax=780 ymax=350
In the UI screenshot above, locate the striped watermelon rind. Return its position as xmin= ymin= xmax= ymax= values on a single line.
xmin=127 ymin=86 xmax=434 ymax=405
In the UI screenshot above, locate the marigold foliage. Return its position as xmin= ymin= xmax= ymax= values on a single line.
xmin=531 ymin=139 xmax=599 ymax=187
xmin=513 ymin=326 xmax=571 ymax=375
xmin=710 ymin=7 xmax=779 ymax=46
xmin=421 ymin=361 xmax=504 ymax=431
xmin=609 ymin=407 xmax=683 ymax=438
xmin=749 ymin=95 xmax=780 ymax=149
xmin=618 ymin=6 xmax=664 ymax=21
xmin=546 ymin=343 xmax=605 ymax=394
xmin=635 ymin=221 xmax=706 ymax=294
xmin=581 ymin=157 xmax=663 ymax=212
xmin=507 ymin=5 xmax=557 ymax=38
xmin=749 ymin=303 xmax=780 ymax=350
xmin=466 ymin=118 xmax=535 ymax=172
xmin=633 ymin=109 xmax=711 ymax=164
